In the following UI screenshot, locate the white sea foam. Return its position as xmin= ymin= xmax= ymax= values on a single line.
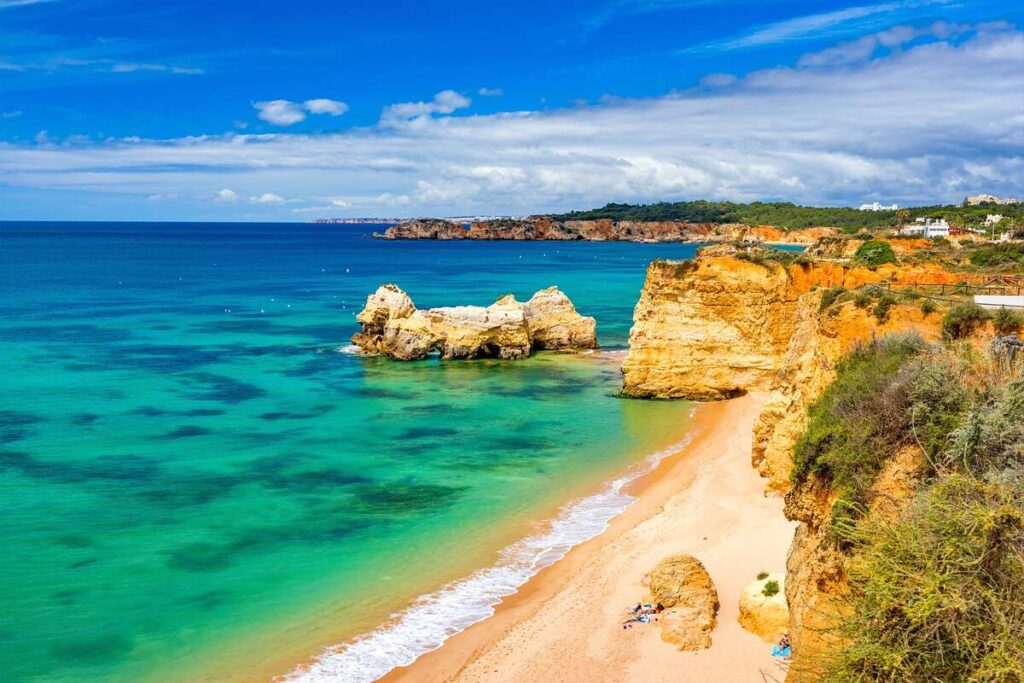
xmin=284 ymin=431 xmax=694 ymax=683
xmin=334 ymin=344 xmax=362 ymax=355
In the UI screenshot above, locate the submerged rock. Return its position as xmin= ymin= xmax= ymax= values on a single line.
xmin=738 ymin=573 xmax=789 ymax=642
xmin=645 ymin=554 xmax=719 ymax=651
xmin=350 ymin=284 xmax=597 ymax=360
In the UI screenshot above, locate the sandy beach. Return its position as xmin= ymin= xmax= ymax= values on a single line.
xmin=383 ymin=392 xmax=797 ymax=683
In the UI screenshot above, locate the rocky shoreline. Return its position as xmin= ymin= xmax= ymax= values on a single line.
xmin=375 ymin=217 xmax=834 ymax=244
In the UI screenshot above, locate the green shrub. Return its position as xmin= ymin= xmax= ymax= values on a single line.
xmin=921 ymin=299 xmax=937 ymax=315
xmin=908 ymin=361 xmax=969 ymax=462
xmin=967 ymin=242 xmax=1024 ymax=268
xmin=756 ymin=571 xmax=769 ymax=581
xmin=873 ymin=294 xmax=897 ymax=322
xmin=762 ymin=579 xmax=781 ymax=597
xmin=853 ymin=292 xmax=872 ymax=308
xmin=854 ymin=240 xmax=898 ymax=267
xmin=942 ymin=376 xmax=1024 ymax=474
xmin=942 ymin=303 xmax=990 ymax=340
xmin=820 ymin=473 xmax=1024 ymax=683
xmin=792 ymin=334 xmax=930 ymax=490
xmin=993 ymin=307 xmax=1024 ymax=335
xmin=818 ymin=286 xmax=845 ymax=312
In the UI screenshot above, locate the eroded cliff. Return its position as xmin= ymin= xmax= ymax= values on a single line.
xmin=379 ymin=217 xmax=835 ymax=244
xmin=621 ymin=245 xmax=961 ymax=402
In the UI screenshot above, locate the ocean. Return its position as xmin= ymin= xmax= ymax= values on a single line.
xmin=0 ymin=222 xmax=703 ymax=682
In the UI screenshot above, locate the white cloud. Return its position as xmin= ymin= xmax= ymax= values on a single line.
xmin=0 ymin=0 xmax=58 ymax=8
xmin=4 ymin=26 xmax=1023 ymax=217
xmin=689 ymin=0 xmax=951 ymax=52
xmin=216 ymin=188 xmax=239 ymax=202
xmin=253 ymin=98 xmax=349 ymax=126
xmin=478 ymin=87 xmax=503 ymax=96
xmin=1 ymin=57 xmax=204 ymax=74
xmin=109 ymin=62 xmax=204 ymax=74
xmin=380 ymin=90 xmax=471 ymax=124
xmin=251 ymin=192 xmax=286 ymax=204
xmin=254 ymin=100 xmax=307 ymax=126
xmin=304 ymin=98 xmax=349 ymax=116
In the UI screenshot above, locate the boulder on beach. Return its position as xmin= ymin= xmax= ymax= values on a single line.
xmin=645 ymin=554 xmax=719 ymax=651
xmin=738 ymin=573 xmax=789 ymax=642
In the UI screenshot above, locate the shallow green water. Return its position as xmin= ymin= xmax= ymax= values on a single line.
xmin=0 ymin=222 xmax=700 ymax=682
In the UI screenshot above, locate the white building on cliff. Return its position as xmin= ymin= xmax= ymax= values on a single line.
xmin=858 ymin=201 xmax=899 ymax=211
xmin=902 ymin=217 xmax=950 ymax=238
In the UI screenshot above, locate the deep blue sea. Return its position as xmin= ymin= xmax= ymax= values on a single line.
xmin=0 ymin=222 xmax=705 ymax=682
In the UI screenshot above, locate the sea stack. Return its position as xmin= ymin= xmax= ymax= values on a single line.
xmin=351 ymin=284 xmax=597 ymax=360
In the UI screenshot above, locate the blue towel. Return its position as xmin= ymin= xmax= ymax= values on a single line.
xmin=771 ymin=645 xmax=792 ymax=658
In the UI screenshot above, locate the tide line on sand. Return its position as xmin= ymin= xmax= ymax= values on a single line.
xmin=282 ymin=427 xmax=695 ymax=683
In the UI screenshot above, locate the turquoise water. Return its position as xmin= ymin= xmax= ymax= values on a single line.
xmin=0 ymin=223 xmax=701 ymax=682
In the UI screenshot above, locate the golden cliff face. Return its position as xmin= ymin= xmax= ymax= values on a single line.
xmin=621 ymin=254 xmax=803 ymax=400
xmin=783 ymin=445 xmax=929 ymax=680
xmin=752 ymin=299 xmax=943 ymax=492
xmin=621 ymin=246 xmax=955 ymax=401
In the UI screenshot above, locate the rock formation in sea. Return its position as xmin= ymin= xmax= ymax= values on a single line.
xmin=377 ymin=217 xmax=835 ymax=244
xmin=351 ymin=284 xmax=597 ymax=360
xmin=737 ymin=573 xmax=789 ymax=642
xmin=645 ymin=554 xmax=719 ymax=650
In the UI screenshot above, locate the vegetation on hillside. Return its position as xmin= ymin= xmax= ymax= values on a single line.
xmin=792 ymin=334 xmax=1024 ymax=682
xmin=853 ymin=240 xmax=897 ymax=267
xmin=552 ymin=200 xmax=1024 ymax=232
xmin=942 ymin=303 xmax=990 ymax=340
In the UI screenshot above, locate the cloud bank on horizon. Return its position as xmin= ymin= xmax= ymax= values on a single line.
xmin=1 ymin=3 xmax=1022 ymax=220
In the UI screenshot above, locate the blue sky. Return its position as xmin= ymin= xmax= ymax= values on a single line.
xmin=1 ymin=0 xmax=1022 ymax=220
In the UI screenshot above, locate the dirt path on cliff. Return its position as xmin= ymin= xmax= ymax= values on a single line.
xmin=383 ymin=393 xmax=797 ymax=683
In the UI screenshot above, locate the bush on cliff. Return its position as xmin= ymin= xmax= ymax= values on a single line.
xmin=821 ymin=472 xmax=1024 ymax=683
xmin=818 ymin=287 xmax=846 ymax=312
xmin=802 ymin=338 xmax=1024 ymax=682
xmin=942 ymin=303 xmax=990 ymax=340
xmin=853 ymin=240 xmax=898 ymax=267
xmin=791 ymin=336 xmax=973 ymax=520
xmin=993 ymin=307 xmax=1024 ymax=335
xmin=872 ymin=294 xmax=897 ymax=322
xmin=792 ymin=335 xmax=928 ymax=488
xmin=967 ymin=242 xmax=1024 ymax=269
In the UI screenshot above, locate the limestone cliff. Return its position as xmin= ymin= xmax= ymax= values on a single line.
xmin=783 ymin=446 xmax=928 ymax=680
xmin=621 ymin=245 xmax=958 ymax=401
xmin=379 ymin=217 xmax=835 ymax=244
xmin=751 ymin=298 xmax=942 ymax=491
xmin=351 ymin=285 xmax=597 ymax=360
